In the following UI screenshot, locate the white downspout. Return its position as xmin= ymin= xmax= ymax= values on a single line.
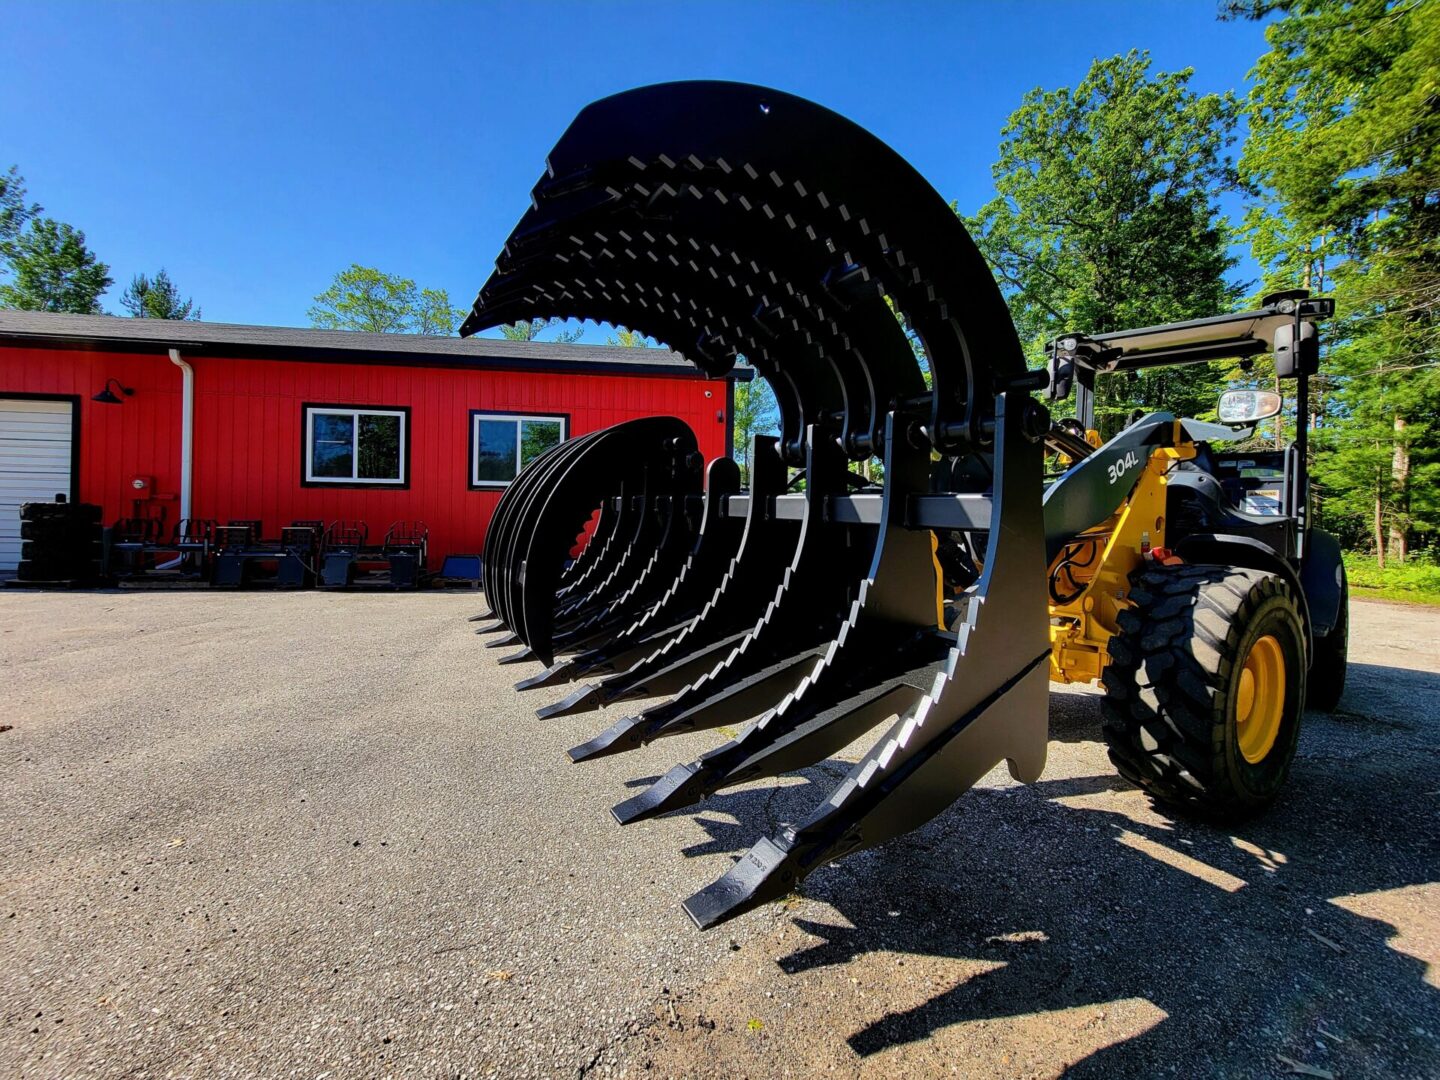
xmin=168 ymin=348 xmax=194 ymax=523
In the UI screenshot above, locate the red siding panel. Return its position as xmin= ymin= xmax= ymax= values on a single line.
xmin=0 ymin=344 xmax=731 ymax=567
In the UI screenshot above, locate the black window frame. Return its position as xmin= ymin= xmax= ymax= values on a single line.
xmin=468 ymin=409 xmax=569 ymax=490
xmin=300 ymin=402 xmax=411 ymax=489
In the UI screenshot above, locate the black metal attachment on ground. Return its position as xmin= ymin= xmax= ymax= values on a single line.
xmin=461 ymin=81 xmax=1049 ymax=928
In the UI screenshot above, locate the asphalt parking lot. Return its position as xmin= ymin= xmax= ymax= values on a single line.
xmin=2 ymin=589 xmax=1437 ymax=1079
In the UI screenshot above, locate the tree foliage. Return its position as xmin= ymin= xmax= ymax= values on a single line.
xmin=1234 ymin=0 xmax=1440 ymax=561
xmin=732 ymin=375 xmax=780 ymax=483
xmin=0 ymin=217 xmax=112 ymax=314
xmin=0 ymin=165 xmax=41 ymax=270
xmin=498 ymin=317 xmax=583 ymax=344
xmin=964 ymin=51 xmax=1244 ymax=433
xmin=604 ymin=327 xmax=651 ymax=348
xmin=121 ymin=269 xmax=200 ymax=320
xmin=308 ymin=264 xmax=463 ymax=335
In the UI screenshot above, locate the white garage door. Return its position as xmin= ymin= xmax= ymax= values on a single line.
xmin=0 ymin=398 xmax=75 ymax=572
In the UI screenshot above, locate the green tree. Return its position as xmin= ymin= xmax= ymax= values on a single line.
xmin=1232 ymin=0 xmax=1440 ymax=562
xmin=416 ymin=287 xmax=462 ymax=336
xmin=308 ymin=264 xmax=462 ymax=335
xmin=498 ymin=317 xmax=583 ymax=344
xmin=120 ymin=269 xmax=200 ymax=320
xmin=604 ymin=327 xmax=651 ymax=348
xmin=0 ymin=218 xmax=112 ymax=314
xmin=731 ymin=374 xmax=780 ymax=483
xmin=0 ymin=165 xmax=40 ymax=269
xmin=964 ymin=51 xmax=1244 ymax=433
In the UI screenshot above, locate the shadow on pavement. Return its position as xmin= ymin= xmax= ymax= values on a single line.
xmin=643 ymin=671 xmax=1439 ymax=1076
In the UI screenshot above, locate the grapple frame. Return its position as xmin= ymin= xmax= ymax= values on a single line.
xmin=464 ymin=82 xmax=1053 ymax=928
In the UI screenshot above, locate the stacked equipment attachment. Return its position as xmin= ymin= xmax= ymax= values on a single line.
xmin=464 ymin=81 xmax=1053 ymax=928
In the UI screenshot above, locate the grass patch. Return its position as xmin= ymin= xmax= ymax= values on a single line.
xmin=1343 ymin=552 xmax=1440 ymax=606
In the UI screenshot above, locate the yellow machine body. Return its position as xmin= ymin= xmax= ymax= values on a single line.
xmin=1047 ymin=424 xmax=1197 ymax=686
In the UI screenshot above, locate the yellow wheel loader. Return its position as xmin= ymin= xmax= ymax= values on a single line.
xmin=464 ymin=82 xmax=1349 ymax=928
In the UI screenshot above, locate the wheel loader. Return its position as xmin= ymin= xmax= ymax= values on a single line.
xmin=463 ymin=81 xmax=1350 ymax=929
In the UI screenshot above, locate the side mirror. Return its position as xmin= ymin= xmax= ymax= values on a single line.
xmin=1218 ymin=388 xmax=1283 ymax=426
xmin=1273 ymin=320 xmax=1319 ymax=377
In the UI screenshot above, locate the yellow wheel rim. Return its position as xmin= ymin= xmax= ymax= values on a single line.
xmin=1235 ymin=633 xmax=1285 ymax=764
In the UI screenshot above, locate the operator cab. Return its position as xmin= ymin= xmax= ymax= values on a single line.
xmin=1042 ymin=291 xmax=1332 ymax=561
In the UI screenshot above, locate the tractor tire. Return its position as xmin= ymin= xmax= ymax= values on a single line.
xmin=1306 ymin=573 xmax=1348 ymax=712
xmin=20 ymin=520 xmax=65 ymax=541
xmin=18 ymin=503 xmax=99 ymax=524
xmin=21 ymin=540 xmax=101 ymax=562
xmin=1102 ymin=563 xmax=1306 ymax=820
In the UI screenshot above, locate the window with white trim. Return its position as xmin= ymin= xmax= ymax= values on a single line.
xmin=471 ymin=413 xmax=567 ymax=487
xmin=304 ymin=405 xmax=407 ymax=485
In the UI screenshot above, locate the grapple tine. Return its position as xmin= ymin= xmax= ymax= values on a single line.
xmin=680 ymin=395 xmax=1049 ymax=928
xmin=553 ymin=493 xmax=695 ymax=646
xmin=556 ymin=499 xmax=622 ymax=598
xmin=479 ymin=418 xmax=704 ymax=665
xmin=535 ymin=683 xmax=607 ymax=720
xmin=625 ymin=649 xmax=831 ymax=747
xmin=567 ymin=429 xmax=870 ymax=754
xmin=552 ymin=490 xmax=652 ymax=620
xmin=513 ymin=619 xmax=690 ymax=691
xmin=532 ymin=438 xmax=792 ymax=713
xmin=612 ymin=413 xmax=943 ymax=817
xmin=612 ymin=681 xmax=923 ymax=825
xmin=514 ymin=660 xmax=579 ymax=691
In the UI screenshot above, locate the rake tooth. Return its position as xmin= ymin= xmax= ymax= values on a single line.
xmin=564 ymin=438 xmax=794 ymax=704
xmin=610 ymin=761 xmax=703 ymax=823
xmin=682 ymin=836 xmax=792 ymax=930
xmin=514 ymin=619 xmax=690 ymax=692
xmin=514 ymin=660 xmax=578 ymax=691
xmin=535 ymin=683 xmax=609 ymax=720
xmin=467 ymin=610 xmax=496 ymax=623
xmin=566 ymin=714 xmax=649 ymax=762
xmin=498 ymin=647 xmax=538 ymax=665
xmin=484 ymin=632 xmax=521 ymax=648
xmin=473 ymin=621 xmax=509 ymax=634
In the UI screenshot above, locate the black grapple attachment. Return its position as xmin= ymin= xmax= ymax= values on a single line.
xmin=463 ymin=81 xmax=1052 ymax=928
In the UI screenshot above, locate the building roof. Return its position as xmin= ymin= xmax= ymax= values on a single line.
xmin=0 ymin=310 xmax=750 ymax=380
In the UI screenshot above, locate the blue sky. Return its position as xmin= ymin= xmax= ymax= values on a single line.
xmin=2 ymin=1 xmax=1271 ymax=339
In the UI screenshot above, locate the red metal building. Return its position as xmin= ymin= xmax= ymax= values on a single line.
xmin=0 ymin=311 xmax=739 ymax=572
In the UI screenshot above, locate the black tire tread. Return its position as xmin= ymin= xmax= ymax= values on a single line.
xmin=1101 ymin=563 xmax=1304 ymax=819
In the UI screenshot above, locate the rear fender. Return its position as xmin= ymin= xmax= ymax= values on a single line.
xmin=1299 ymin=528 xmax=1344 ymax=638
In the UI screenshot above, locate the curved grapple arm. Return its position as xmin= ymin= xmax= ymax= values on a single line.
xmin=465 ymin=81 xmax=1052 ymax=928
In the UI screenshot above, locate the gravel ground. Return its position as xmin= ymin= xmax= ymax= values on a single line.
xmin=1 ymin=590 xmax=1436 ymax=1079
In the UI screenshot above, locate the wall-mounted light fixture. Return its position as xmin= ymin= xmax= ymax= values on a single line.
xmin=92 ymin=378 xmax=135 ymax=405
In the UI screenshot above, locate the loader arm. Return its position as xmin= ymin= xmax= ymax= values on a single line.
xmin=1042 ymin=418 xmax=1199 ymax=685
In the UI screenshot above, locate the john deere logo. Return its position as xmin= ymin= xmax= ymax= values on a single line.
xmin=1107 ymin=450 xmax=1141 ymax=485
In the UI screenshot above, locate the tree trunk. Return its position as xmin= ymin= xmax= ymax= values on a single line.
xmin=1374 ymin=467 xmax=1386 ymax=571
xmin=1389 ymin=414 xmax=1410 ymax=562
